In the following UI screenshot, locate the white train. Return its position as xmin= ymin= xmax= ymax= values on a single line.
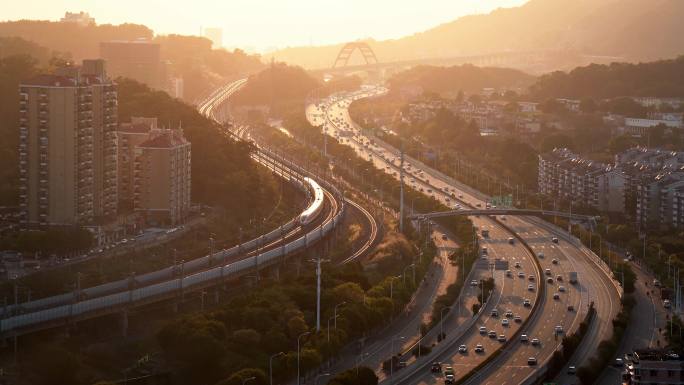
xmin=299 ymin=177 xmax=325 ymax=225
xmin=0 ymin=174 xmax=344 ymax=335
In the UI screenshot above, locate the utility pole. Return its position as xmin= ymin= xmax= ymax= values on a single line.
xmin=311 ymin=256 xmax=330 ymax=331
xmin=399 ymin=142 xmax=405 ymax=233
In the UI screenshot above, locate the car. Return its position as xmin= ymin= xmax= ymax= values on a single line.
xmin=459 ymin=345 xmax=467 ymax=353
xmin=514 ymin=315 xmax=522 ymax=323
xmin=553 ymin=293 xmax=560 ymax=300
xmin=528 ymin=357 xmax=537 ymax=366
xmin=500 ymin=216 xmax=506 ymax=220
xmin=531 ymin=338 xmax=541 ymax=346
xmin=556 ymin=275 xmax=563 ymax=282
xmin=491 ymin=309 xmax=499 ymax=317
xmin=518 ymin=272 xmax=526 ymax=278
xmin=505 ymin=310 xmax=513 ymax=318
xmin=479 ymin=326 xmax=487 ymax=334
xmin=558 ymin=286 xmax=566 ymax=292
xmin=528 ymin=284 xmax=535 ymax=291
xmin=488 ymin=330 xmax=497 ymax=338
xmin=497 ymin=334 xmax=506 ymax=342
xmin=481 ymin=247 xmax=488 ymax=255
xmin=502 ymin=319 xmax=509 ymax=326
xmin=528 ymin=274 xmax=535 ymax=281
xmin=555 ymin=325 xmax=564 ymax=334
xmin=506 ymin=270 xmax=512 ymax=277
xmin=552 ymin=259 xmax=559 ymax=265
xmin=547 ymin=277 xmax=554 ymax=284
xmin=614 ymin=358 xmax=624 ymax=367
xmin=471 ymin=280 xmax=479 ymax=286
xmin=520 ymin=334 xmax=529 ymax=342
xmin=567 ymin=305 xmax=575 ymax=312
xmin=508 ymin=237 xmax=515 ymax=244
xmin=442 ymin=234 xmax=448 ymax=241
xmin=445 ymin=374 xmax=455 ymax=384
xmin=514 ymin=261 xmax=521 ymax=268
xmin=444 ymin=366 xmax=454 ymax=376
xmin=475 ymin=344 xmax=484 ymax=353
xmin=567 ymin=366 xmax=577 ymax=375
xmin=552 ymin=237 xmax=559 ymax=243
xmin=523 ymin=299 xmax=531 ymax=307
xmin=537 ymin=252 xmax=544 ymax=259
xmin=458 ymin=194 xmax=464 ymax=199
xmin=430 ymin=362 xmax=442 ymax=373
xmin=545 ymin=268 xmax=552 ymax=276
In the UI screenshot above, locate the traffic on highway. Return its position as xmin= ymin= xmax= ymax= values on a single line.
xmin=306 ymin=86 xmax=622 ymax=385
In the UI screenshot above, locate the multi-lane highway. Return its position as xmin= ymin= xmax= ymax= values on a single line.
xmin=308 ymin=87 xmax=622 ymax=384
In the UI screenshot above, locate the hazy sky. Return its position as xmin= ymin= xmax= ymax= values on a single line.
xmin=1 ymin=0 xmax=529 ymax=51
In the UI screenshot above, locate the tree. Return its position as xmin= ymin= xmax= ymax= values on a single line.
xmin=328 ymin=367 xmax=378 ymax=385
xmin=332 ymin=282 xmax=364 ymax=303
xmin=25 ymin=345 xmax=80 ymax=385
xmin=215 ymin=368 xmax=267 ymax=385
xmin=579 ymin=98 xmax=597 ymax=113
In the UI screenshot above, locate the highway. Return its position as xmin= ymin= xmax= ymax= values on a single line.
xmin=307 ymin=89 xmax=544 ymax=383
xmin=309 ymin=87 xmax=622 ymax=384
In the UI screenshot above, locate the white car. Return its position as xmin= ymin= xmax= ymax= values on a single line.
xmin=520 ymin=334 xmax=529 ymax=342
xmin=475 ymin=344 xmax=484 ymax=353
xmin=479 ymin=326 xmax=487 ymax=334
xmin=502 ymin=319 xmax=509 ymax=326
xmin=528 ymin=284 xmax=535 ymax=291
xmin=518 ymin=272 xmax=526 ymax=278
xmin=555 ymin=325 xmax=564 ymax=334
xmin=497 ymin=334 xmax=506 ymax=342
xmin=531 ymin=338 xmax=541 ymax=346
xmin=458 ymin=345 xmax=467 ymax=353
xmin=471 ymin=280 xmax=479 ymax=286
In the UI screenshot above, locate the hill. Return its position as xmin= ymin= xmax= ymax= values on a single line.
xmin=529 ymin=56 xmax=684 ymax=99
xmin=269 ymin=0 xmax=684 ymax=71
xmin=388 ymin=64 xmax=535 ymax=95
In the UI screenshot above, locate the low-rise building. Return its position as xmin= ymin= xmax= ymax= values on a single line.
xmin=626 ymin=349 xmax=684 ymax=384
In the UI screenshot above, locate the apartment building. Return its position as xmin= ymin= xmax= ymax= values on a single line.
xmin=19 ymin=59 xmax=118 ymax=227
xmin=538 ymin=148 xmax=625 ymax=213
xmin=133 ymin=130 xmax=191 ymax=226
xmin=636 ymin=173 xmax=684 ymax=229
xmin=117 ymin=117 xmax=159 ymax=207
xmin=626 ymin=349 xmax=684 ymax=384
xmin=540 ymin=147 xmax=684 ymax=228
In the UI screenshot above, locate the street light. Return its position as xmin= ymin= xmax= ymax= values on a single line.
xmin=242 ymin=377 xmax=256 ymax=385
xmin=269 ymin=352 xmax=284 ymax=385
xmin=297 ymin=331 xmax=311 ymax=385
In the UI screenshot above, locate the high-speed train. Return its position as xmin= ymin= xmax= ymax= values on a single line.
xmin=299 ymin=177 xmax=325 ymax=225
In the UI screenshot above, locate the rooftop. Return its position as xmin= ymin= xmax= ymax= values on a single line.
xmin=137 ymin=131 xmax=189 ymax=149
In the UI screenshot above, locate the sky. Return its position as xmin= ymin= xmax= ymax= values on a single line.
xmin=0 ymin=0 xmax=529 ymax=52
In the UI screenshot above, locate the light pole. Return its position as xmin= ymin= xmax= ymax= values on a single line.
xmin=327 ymin=315 xmax=338 ymax=343
xmin=315 ymin=373 xmax=331 ymax=385
xmin=402 ymin=264 xmax=415 ymax=285
xmin=242 ymin=377 xmax=256 ymax=385
xmin=390 ymin=336 xmax=405 ymax=378
xmin=269 ymin=352 xmax=284 ymax=385
xmin=297 ymin=331 xmax=311 ymax=385
xmin=310 ymin=257 xmax=330 ymax=331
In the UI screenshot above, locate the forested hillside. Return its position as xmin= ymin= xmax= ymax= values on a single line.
xmin=387 ymin=64 xmax=535 ymax=95
xmin=529 ymin=56 xmax=684 ymax=99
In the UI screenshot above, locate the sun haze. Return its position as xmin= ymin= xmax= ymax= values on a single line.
xmin=0 ymin=0 xmax=529 ymax=51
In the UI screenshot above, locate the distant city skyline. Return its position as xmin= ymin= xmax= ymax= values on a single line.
xmin=0 ymin=0 xmax=529 ymax=52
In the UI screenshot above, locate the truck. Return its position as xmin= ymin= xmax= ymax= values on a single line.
xmin=569 ymin=272 xmax=578 ymax=284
